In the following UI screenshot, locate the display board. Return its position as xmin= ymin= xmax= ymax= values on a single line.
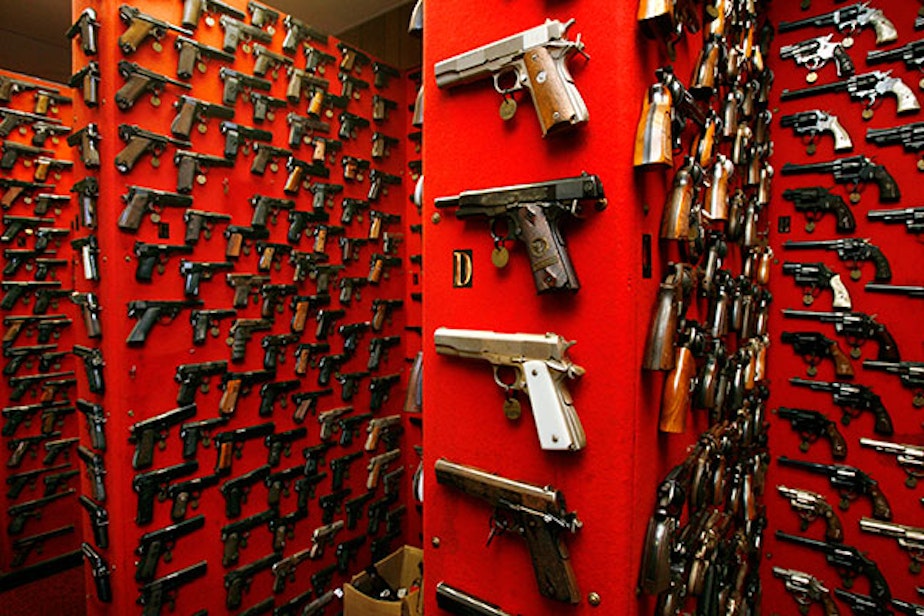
xmin=11 ymin=0 xmax=420 ymax=614
xmin=763 ymin=2 xmax=924 ymax=614
xmin=0 ymin=67 xmax=85 ymax=612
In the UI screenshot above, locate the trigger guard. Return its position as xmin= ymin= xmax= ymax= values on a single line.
xmin=492 ymin=365 xmax=523 ymax=393
xmin=492 ymin=67 xmax=524 ymax=95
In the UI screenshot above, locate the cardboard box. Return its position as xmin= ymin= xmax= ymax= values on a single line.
xmin=343 ymin=545 xmax=423 ymax=616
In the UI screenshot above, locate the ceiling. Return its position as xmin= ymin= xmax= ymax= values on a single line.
xmin=0 ymin=0 xmax=415 ymax=83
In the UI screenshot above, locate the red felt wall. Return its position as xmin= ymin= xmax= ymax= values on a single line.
xmin=0 ymin=67 xmax=85 ymax=610
xmin=58 ymin=0 xmax=417 ymax=614
xmin=763 ymin=2 xmax=924 ymax=613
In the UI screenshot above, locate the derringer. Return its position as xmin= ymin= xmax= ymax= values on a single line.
xmin=181 ymin=0 xmax=244 ymax=30
xmin=174 ymin=149 xmax=234 ymax=193
xmin=116 ymin=124 xmax=192 ymax=173
xmin=134 ymin=515 xmax=205 ymax=583
xmin=778 ymin=2 xmax=898 ymax=45
xmin=435 ymin=19 xmax=588 ymax=136
xmin=68 ymin=61 xmax=101 ymax=107
xmin=219 ymin=67 xmax=271 ymax=106
xmin=779 ymin=34 xmax=855 ymax=78
xmin=129 ymin=403 xmax=197 ymax=470
xmin=282 ymin=15 xmax=328 ymax=55
xmin=66 ymin=8 xmax=100 ymax=55
xmin=435 ymin=327 xmax=586 ymax=451
xmin=220 ymin=465 xmax=271 ymax=519
xmin=789 ymin=377 xmax=893 ymax=436
xmin=115 ymin=61 xmax=192 ymax=111
xmin=119 ymin=185 xmax=192 ymax=232
xmin=174 ymin=36 xmax=235 ymax=80
xmin=435 ymin=458 xmax=582 ymax=603
xmin=776 ymin=530 xmax=891 ymax=604
xmin=126 ymin=299 xmax=203 ymax=345
xmin=132 ymin=461 xmax=199 ymax=525
xmin=860 ymin=437 xmax=924 ymax=488
xmin=435 ymin=173 xmax=605 ymax=293
xmin=780 ymin=109 xmax=853 ymax=152
xmin=118 ymin=5 xmax=192 ymax=54
xmin=215 ymin=422 xmax=276 ymax=475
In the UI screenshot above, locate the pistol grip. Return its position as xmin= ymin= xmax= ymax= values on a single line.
xmin=522 ymin=45 xmax=587 ymax=137
xmin=659 ymin=345 xmax=696 ymax=434
xmin=512 ymin=203 xmax=579 ymax=293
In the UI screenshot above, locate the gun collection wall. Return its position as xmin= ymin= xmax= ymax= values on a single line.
xmin=1 ymin=0 xmax=922 ymax=615
xmin=1 ymin=0 xmax=423 ymax=613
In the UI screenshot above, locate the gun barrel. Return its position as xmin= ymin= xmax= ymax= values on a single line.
xmin=778 ymin=13 xmax=836 ymax=32
xmin=778 ymin=455 xmax=832 ymax=475
xmin=866 ymin=283 xmax=924 ymax=296
xmin=781 ymin=161 xmax=837 ymax=174
xmin=780 ymin=80 xmax=848 ymax=101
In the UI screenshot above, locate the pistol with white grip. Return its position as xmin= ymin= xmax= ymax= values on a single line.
xmin=434 ymin=327 xmax=586 ymax=451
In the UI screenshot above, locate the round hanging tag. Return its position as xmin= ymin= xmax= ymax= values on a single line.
xmin=491 ymin=246 xmax=509 ymax=268
xmin=499 ymin=98 xmax=517 ymax=121
xmin=503 ymin=398 xmax=521 ymax=420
